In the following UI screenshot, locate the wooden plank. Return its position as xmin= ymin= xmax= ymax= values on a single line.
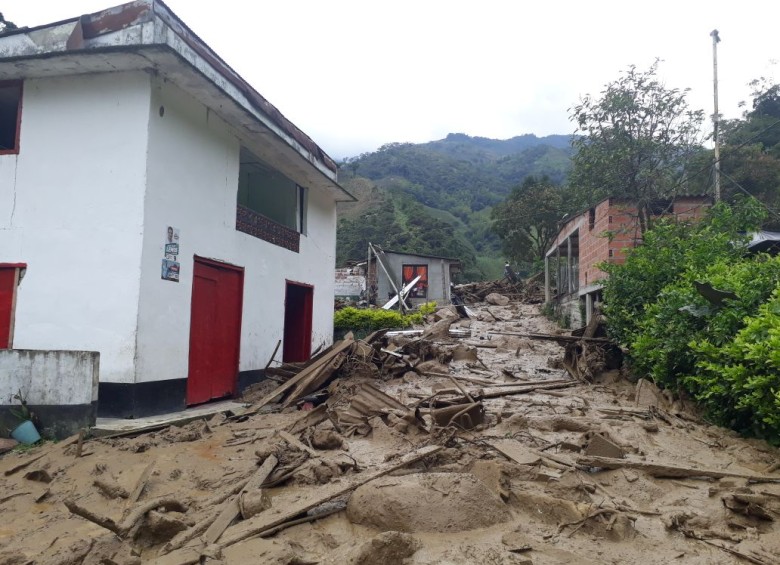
xmin=242 ymin=338 xmax=354 ymax=415
xmin=276 ymin=431 xmax=319 ymax=457
xmin=126 ymin=459 xmax=156 ymax=507
xmin=287 ymin=404 xmax=329 ymax=435
xmin=488 ymin=439 xmax=541 ymax=466
xmin=219 ymin=445 xmax=441 ymax=548
xmin=264 ymin=339 xmax=282 ymax=370
xmin=149 ymin=445 xmax=442 ymax=565
xmin=282 ymin=351 xmax=348 ymax=408
xmin=489 ymin=331 xmax=612 ymax=343
xmin=577 ymin=455 xmax=780 ymax=483
xmin=476 ymin=380 xmax=577 ymax=399
xmin=202 ymin=455 xmax=278 ymax=544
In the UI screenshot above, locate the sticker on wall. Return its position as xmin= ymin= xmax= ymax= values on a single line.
xmin=162 ymin=226 xmax=181 ymax=282
xmin=162 ymin=259 xmax=180 ymax=282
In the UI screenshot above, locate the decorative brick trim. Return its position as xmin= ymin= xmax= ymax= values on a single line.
xmin=236 ymin=205 xmax=300 ymax=252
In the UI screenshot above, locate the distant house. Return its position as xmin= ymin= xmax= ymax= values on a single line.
xmin=335 ymin=263 xmax=367 ymax=301
xmin=366 ymin=248 xmax=461 ymax=307
xmin=544 ymin=196 xmax=711 ymax=327
xmin=0 ymin=0 xmax=355 ymax=424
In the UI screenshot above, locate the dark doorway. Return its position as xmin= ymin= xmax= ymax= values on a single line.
xmin=283 ymin=281 xmax=313 ymax=363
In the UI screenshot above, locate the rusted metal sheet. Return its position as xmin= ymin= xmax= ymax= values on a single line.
xmin=80 ymin=1 xmax=153 ymax=39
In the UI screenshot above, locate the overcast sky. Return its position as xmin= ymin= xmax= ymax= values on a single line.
xmin=5 ymin=1 xmax=779 ymax=159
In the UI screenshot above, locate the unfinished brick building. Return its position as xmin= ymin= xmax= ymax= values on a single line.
xmin=544 ymin=196 xmax=711 ymax=328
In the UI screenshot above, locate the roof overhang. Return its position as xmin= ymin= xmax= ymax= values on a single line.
xmin=0 ymin=0 xmax=355 ymax=202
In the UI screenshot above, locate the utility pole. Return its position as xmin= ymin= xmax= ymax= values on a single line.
xmin=711 ymin=29 xmax=721 ymax=202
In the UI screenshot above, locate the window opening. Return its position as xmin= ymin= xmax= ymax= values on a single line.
xmin=402 ymin=264 xmax=428 ymax=298
xmin=0 ymin=81 xmax=22 ymax=154
xmin=236 ymin=147 xmax=306 ymax=252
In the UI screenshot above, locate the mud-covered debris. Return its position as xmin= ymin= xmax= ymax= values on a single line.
xmin=485 ymin=293 xmax=510 ymax=306
xmin=309 ymin=430 xmax=346 ymax=450
xmin=347 ymin=473 xmax=512 ymax=533
xmin=584 ymin=434 xmax=625 ymax=459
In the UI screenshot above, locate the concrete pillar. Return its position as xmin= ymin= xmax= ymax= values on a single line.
xmin=585 ymin=292 xmax=593 ymax=324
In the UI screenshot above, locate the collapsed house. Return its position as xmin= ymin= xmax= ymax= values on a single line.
xmin=0 ymin=0 xmax=354 ymax=432
xmin=544 ymin=196 xmax=711 ymax=327
xmin=335 ymin=245 xmax=461 ymax=309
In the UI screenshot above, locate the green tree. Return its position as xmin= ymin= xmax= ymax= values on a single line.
xmin=0 ymin=13 xmax=18 ymax=33
xmin=490 ymin=176 xmax=571 ymax=266
xmin=570 ymin=60 xmax=705 ymax=232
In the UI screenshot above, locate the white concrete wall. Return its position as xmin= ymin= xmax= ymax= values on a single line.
xmin=0 ymin=349 xmax=99 ymax=406
xmin=134 ymin=78 xmax=337 ymax=384
xmin=0 ymin=72 xmax=150 ymax=384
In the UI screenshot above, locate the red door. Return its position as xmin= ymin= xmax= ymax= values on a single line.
xmin=0 ymin=265 xmax=23 ymax=349
xmin=187 ymin=258 xmax=244 ymax=405
xmin=282 ymin=282 xmax=313 ymax=363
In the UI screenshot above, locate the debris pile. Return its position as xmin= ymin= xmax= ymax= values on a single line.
xmin=2 ymin=293 xmax=780 ymax=565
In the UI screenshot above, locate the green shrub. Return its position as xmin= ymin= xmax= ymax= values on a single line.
xmin=690 ymin=289 xmax=780 ymax=440
xmin=630 ymin=255 xmax=780 ymax=388
xmin=602 ymin=199 xmax=764 ymax=348
xmin=600 ymin=198 xmax=780 ymax=441
xmin=334 ymin=302 xmax=438 ymax=332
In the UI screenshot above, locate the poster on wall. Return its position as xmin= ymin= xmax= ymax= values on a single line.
xmin=162 ymin=226 xmax=181 ymax=282
xmin=162 ymin=259 xmax=180 ymax=281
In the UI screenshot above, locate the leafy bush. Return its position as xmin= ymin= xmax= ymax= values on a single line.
xmin=602 ymin=199 xmax=764 ymax=348
xmin=630 ymin=255 xmax=780 ymax=387
xmin=334 ymin=302 xmax=437 ymax=333
xmin=690 ymin=290 xmax=780 ymax=439
xmin=601 ymin=198 xmax=780 ymax=441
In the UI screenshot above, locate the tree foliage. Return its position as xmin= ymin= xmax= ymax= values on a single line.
xmin=490 ymin=176 xmax=573 ymax=266
xmin=570 ymin=60 xmax=705 ymax=232
xmin=0 ymin=12 xmax=18 ymax=33
xmin=685 ymin=77 xmax=780 ymax=228
xmin=601 ymin=199 xmax=780 ymax=441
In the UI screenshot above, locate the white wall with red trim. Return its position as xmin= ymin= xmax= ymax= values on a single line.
xmin=0 ymin=71 xmax=150 ymax=384
xmin=0 ymin=71 xmax=338 ymax=389
xmin=134 ymin=77 xmax=336 ymax=385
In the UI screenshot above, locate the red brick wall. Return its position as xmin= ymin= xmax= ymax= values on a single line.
xmin=550 ymin=197 xmax=711 ymax=292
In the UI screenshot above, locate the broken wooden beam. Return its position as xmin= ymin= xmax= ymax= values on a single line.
xmin=476 ymin=380 xmax=578 ymax=399
xmin=148 ymin=445 xmax=442 ymax=565
xmin=577 ymin=455 xmax=780 ymax=483
xmin=202 ymin=455 xmax=278 ymax=544
xmin=219 ymin=445 xmax=442 ymax=548
xmin=489 ymin=331 xmax=612 ymax=343
xmin=242 ymin=338 xmax=354 ymax=415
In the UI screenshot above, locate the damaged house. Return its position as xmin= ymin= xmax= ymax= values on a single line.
xmin=366 ymin=246 xmax=460 ymax=308
xmin=0 ymin=0 xmax=354 ymax=429
xmin=544 ymin=196 xmax=710 ymax=328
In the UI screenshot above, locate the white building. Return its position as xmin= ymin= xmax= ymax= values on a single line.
xmin=0 ymin=1 xmax=354 ymax=420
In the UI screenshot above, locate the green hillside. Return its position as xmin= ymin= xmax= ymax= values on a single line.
xmin=337 ymin=133 xmax=573 ymax=281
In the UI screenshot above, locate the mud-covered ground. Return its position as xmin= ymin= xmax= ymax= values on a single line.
xmin=1 ymin=301 xmax=779 ymax=565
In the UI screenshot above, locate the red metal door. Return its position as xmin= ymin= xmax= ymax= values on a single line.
xmin=187 ymin=258 xmax=244 ymax=405
xmin=0 ymin=268 xmax=16 ymax=349
xmin=282 ymin=282 xmax=313 ymax=363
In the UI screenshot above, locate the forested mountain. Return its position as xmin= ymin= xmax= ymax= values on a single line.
xmin=337 ymin=134 xmax=573 ymax=280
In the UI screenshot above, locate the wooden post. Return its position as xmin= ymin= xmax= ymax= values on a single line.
xmin=544 ymin=256 xmax=551 ymax=304
xmin=566 ymin=237 xmax=573 ymax=294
